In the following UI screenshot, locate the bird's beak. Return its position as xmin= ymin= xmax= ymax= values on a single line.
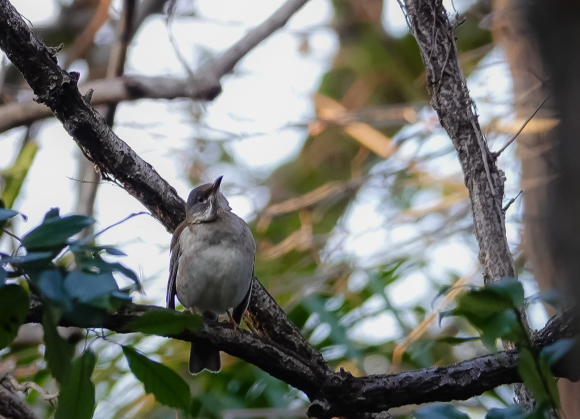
xmin=211 ymin=176 xmax=223 ymax=195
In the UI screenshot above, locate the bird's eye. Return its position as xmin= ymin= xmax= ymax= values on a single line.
xmin=197 ymin=196 xmax=205 ymax=203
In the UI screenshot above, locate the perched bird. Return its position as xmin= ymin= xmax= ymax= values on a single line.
xmin=166 ymin=176 xmax=255 ymax=374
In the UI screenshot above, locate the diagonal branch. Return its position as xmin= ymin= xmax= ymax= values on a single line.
xmin=0 ymin=0 xmax=309 ymax=134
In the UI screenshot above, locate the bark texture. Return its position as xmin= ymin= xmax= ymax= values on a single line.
xmin=402 ymin=0 xmax=515 ymax=285
xmin=0 ymin=376 xmax=39 ymax=419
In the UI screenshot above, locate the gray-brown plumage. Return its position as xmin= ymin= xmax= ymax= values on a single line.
xmin=166 ymin=176 xmax=255 ymax=374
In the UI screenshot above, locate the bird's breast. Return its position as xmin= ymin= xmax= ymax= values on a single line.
xmin=175 ymin=214 xmax=255 ymax=314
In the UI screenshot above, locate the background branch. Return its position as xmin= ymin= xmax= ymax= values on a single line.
xmin=0 ymin=0 xmax=310 ymax=134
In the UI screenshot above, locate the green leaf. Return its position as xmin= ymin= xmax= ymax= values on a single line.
xmin=453 ymin=289 xmax=513 ymax=320
xmin=0 ymin=209 xmax=18 ymax=221
xmin=436 ymin=336 xmax=480 ymax=345
xmin=124 ymin=310 xmax=202 ymax=335
xmin=43 ymin=208 xmax=60 ymax=221
xmin=414 ymin=404 xmax=470 ymax=419
xmin=62 ymin=303 xmax=108 ymax=328
xmin=42 ymin=310 xmax=74 ymax=384
xmin=36 ymin=270 xmax=71 ymax=310
xmin=22 ymin=213 xmax=94 ymax=251
xmin=76 ymin=254 xmax=140 ymax=288
xmin=485 ymin=404 xmax=526 ymax=419
xmin=102 ymin=247 xmax=126 ymax=256
xmin=488 ymin=277 xmax=525 ymax=307
xmin=541 ymin=338 xmax=577 ymax=366
xmin=64 ymin=271 xmax=119 ymax=303
xmin=69 ymin=242 xmax=127 ymax=256
xmin=55 ymin=349 xmax=96 ymax=419
xmin=1 ymin=251 xmax=54 ymax=266
xmin=541 ymin=338 xmax=580 ymax=382
xmin=518 ymin=348 xmax=552 ymax=404
xmin=0 ymin=284 xmax=29 ymax=349
xmin=122 ymin=345 xmax=191 ymax=411
xmin=479 ymin=309 xmax=524 ymax=351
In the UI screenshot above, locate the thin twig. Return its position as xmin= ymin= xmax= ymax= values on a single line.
xmin=494 ymin=93 xmax=551 ymax=158
xmin=79 ymin=211 xmax=149 ymax=245
xmin=503 ymin=190 xmax=522 ymax=213
xmin=2 ymin=229 xmax=22 ymax=242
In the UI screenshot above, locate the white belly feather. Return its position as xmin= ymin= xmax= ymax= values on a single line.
xmin=175 ymin=220 xmax=254 ymax=315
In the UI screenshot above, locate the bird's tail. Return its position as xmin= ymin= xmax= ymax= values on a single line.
xmin=189 ymin=342 xmax=221 ymax=375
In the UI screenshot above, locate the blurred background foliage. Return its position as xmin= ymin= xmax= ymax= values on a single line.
xmin=0 ymin=0 xmax=542 ymax=417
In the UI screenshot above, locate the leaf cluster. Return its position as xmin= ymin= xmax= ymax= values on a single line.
xmin=425 ymin=278 xmax=576 ymax=418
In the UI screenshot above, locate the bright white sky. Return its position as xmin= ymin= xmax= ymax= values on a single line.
xmin=1 ymin=0 xmax=547 ymax=399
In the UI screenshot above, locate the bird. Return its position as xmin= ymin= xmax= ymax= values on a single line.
xmin=166 ymin=175 xmax=255 ymax=374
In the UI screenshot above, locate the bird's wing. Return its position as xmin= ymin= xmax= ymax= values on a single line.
xmin=232 ymin=268 xmax=254 ymax=325
xmin=167 ymin=222 xmax=187 ymax=310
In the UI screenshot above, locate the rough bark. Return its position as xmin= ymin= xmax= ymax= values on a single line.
xmin=402 ymin=0 xmax=515 ymax=285
xmin=400 ymin=0 xmax=536 ymax=409
xmin=0 ymin=376 xmax=39 ymax=419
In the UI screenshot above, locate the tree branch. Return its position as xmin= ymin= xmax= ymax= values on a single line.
xmin=24 ymin=299 xmax=579 ymax=418
xmin=0 ymin=75 xmax=215 ymax=134
xmin=0 ymin=376 xmax=39 ymax=419
xmin=0 ymin=0 xmax=309 ymax=134
xmin=401 ymin=0 xmax=515 ymax=285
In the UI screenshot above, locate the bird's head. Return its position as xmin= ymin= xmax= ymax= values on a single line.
xmin=185 ymin=176 xmax=231 ymax=223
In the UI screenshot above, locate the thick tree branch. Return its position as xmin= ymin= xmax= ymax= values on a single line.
xmin=0 ymin=0 xmax=309 ymax=134
xmin=401 ymin=0 xmax=515 ymax=285
xmin=25 ymin=299 xmax=328 ymax=399
xmin=24 ymin=299 xmax=579 ymax=418
xmin=0 ymin=0 xmax=327 ymax=374
xmin=0 ymin=376 xmax=39 ymax=419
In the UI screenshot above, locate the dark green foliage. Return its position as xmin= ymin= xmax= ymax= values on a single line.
xmin=518 ymin=348 xmax=559 ymax=407
xmin=0 ymin=208 xmax=18 ymax=221
xmin=0 ymin=284 xmax=29 ymax=349
xmin=485 ymin=405 xmax=526 ymax=419
xmin=441 ymin=278 xmax=561 ymax=416
xmin=42 ymin=309 xmax=74 ymax=384
xmin=0 ymin=209 xmax=138 ymax=329
xmin=449 ymin=277 xmax=526 ymax=350
xmin=55 ymin=350 xmax=97 ymax=419
xmin=414 ymin=404 xmax=470 ymax=419
xmin=122 ymin=345 xmax=192 ymax=413
xmin=22 ymin=209 xmax=94 ymax=251
xmin=541 ymin=338 xmax=580 ymax=382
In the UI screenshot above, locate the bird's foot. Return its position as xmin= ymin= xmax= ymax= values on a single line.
xmin=246 ymin=320 xmax=258 ymax=334
xmin=227 ymin=310 xmax=239 ymax=332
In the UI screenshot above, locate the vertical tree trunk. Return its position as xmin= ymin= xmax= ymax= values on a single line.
xmin=494 ymin=0 xmax=580 ymax=415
